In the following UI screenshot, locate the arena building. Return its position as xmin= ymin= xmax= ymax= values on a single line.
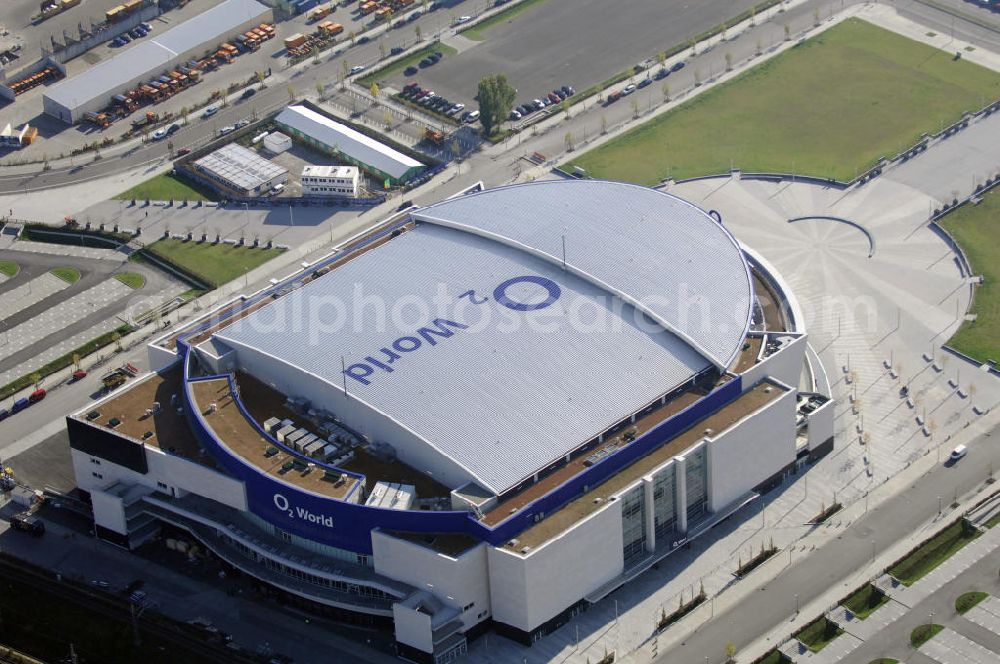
xmin=67 ymin=180 xmax=833 ymax=663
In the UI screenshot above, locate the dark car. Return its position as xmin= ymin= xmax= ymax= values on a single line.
xmin=637 ymin=78 xmax=652 ymax=89
xmin=434 ymin=51 xmax=443 ymax=59
xmin=409 ymin=10 xmax=422 ymax=20
xmin=671 ymin=61 xmax=686 ymax=72
xmin=177 ymin=147 xmax=191 ymax=156
xmin=547 ymin=92 xmax=560 ymax=104
xmin=404 ymin=65 xmax=418 ymax=76
xmin=606 ymin=91 xmax=622 ymax=104
xmin=166 ymin=123 xmax=180 ymax=136
xmin=241 ymin=87 xmax=256 ymax=99
xmin=654 ymin=68 xmax=670 ymax=80
xmin=0 ymin=409 xmax=9 ymax=423
xmin=419 ymin=57 xmax=433 ymax=67
xmin=552 ymin=89 xmax=566 ymax=100
xmin=391 ymin=46 xmax=405 ymax=55
xmin=561 ymin=85 xmax=574 ymax=96
xmin=358 ymin=36 xmax=370 ymax=44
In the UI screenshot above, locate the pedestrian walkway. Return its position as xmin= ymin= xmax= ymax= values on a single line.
xmin=0 ymin=272 xmax=70 ymax=321
xmin=891 ymin=526 xmax=1000 ymax=608
xmin=965 ymin=597 xmax=1000 ymax=635
xmin=921 ymin=627 xmax=1000 ymax=664
xmin=10 ymin=239 xmax=126 ymax=261
xmin=0 ymin=278 xmax=131 ymax=359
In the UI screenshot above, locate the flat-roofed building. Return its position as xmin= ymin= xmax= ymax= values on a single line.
xmin=193 ymin=143 xmax=288 ymax=197
xmin=301 ymin=164 xmax=360 ymax=198
xmin=275 ymin=104 xmax=424 ymax=184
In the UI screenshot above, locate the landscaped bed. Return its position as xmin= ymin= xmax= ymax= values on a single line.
xmin=50 ymin=267 xmax=80 ymax=284
xmin=141 ymin=238 xmax=283 ymax=289
xmin=841 ymin=583 xmax=889 ymax=620
xmin=115 ymin=172 xmax=217 ymax=202
xmin=888 ymin=519 xmax=980 ymax=586
xmin=794 ymin=616 xmax=843 ymax=653
xmin=0 ymin=260 xmax=18 ymax=277
xmin=955 ymin=591 xmax=988 ymax=614
xmin=910 ymin=623 xmax=943 ymax=648
xmin=565 ymin=18 xmax=1000 ymax=184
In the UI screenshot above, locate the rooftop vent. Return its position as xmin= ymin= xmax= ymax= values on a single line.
xmin=520 ymin=546 xmax=531 ymax=554
xmin=764 ymin=386 xmax=773 ymax=393
xmin=507 ymin=539 xmax=519 ymax=547
xmin=704 ymin=428 xmax=714 ymax=436
xmin=593 ymin=497 xmax=603 ymax=505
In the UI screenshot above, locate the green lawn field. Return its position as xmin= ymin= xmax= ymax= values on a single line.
xmin=941 ymin=187 xmax=1000 ymax=363
xmin=358 ymin=42 xmax=457 ymax=87
xmin=143 ymin=238 xmax=283 ymax=288
xmin=565 ymin=18 xmax=1000 ymax=184
xmin=115 ymin=173 xmax=217 ymax=202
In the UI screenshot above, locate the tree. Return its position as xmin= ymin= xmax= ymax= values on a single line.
xmin=600 ymin=114 xmax=608 ymax=134
xmin=255 ymin=70 xmax=265 ymax=89
xmin=661 ymin=83 xmax=670 ymax=102
xmin=630 ymin=97 xmax=639 ymax=119
xmin=379 ymin=42 xmax=386 ymax=60
xmin=30 ymin=372 xmax=42 ymax=388
xmin=179 ymin=106 xmax=189 ymax=125
xmin=316 ymin=81 xmax=325 ymax=100
xmin=564 ymin=131 xmax=573 ymax=151
xmin=311 ymin=46 xmax=320 ymax=64
xmin=561 ymin=99 xmax=570 ymax=118
xmin=349 ymin=30 xmax=357 ymax=46
xmin=657 ymin=51 xmax=666 ymax=68
xmin=784 ymin=24 xmax=791 ymax=41
xmin=72 ymin=353 xmax=81 ymax=370
xmin=450 ymin=138 xmax=461 ymax=160
xmin=725 ymin=52 xmax=733 ymax=71
xmin=415 ymin=24 xmax=422 ymax=42
xmin=370 ymin=82 xmax=380 ymax=99
xmin=112 ymin=331 xmax=122 ymax=351
xmin=476 ymin=73 xmax=516 ymax=137
xmin=287 ymin=84 xmax=295 ymax=102
xmin=383 ymin=109 xmax=392 ymax=129
xmin=813 ymin=7 xmax=821 ymax=26
xmin=167 ymin=140 xmax=174 ymax=158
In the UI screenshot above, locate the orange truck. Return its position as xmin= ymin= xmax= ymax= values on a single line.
xmin=284 ymin=32 xmax=307 ymax=50
xmin=317 ymin=21 xmax=344 ymax=36
xmin=308 ymin=4 xmax=333 ymax=21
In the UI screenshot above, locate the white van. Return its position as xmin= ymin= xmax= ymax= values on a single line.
xmin=949 ymin=444 xmax=968 ymax=462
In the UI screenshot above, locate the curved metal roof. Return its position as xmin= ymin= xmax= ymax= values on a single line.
xmin=415 ymin=180 xmax=754 ymax=369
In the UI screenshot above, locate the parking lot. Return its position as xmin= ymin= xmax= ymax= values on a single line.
xmin=371 ymin=0 xmax=766 ymax=122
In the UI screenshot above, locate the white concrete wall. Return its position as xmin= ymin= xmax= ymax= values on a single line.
xmin=72 ymin=444 xmax=247 ymax=516
xmin=230 ymin=344 xmax=476 ymax=490
xmin=146 ymin=447 xmax=248 ymax=510
xmin=147 ymin=345 xmax=180 ymax=373
xmin=707 ymin=386 xmax=797 ymax=512
xmin=807 ymin=398 xmax=835 ymax=451
xmin=740 ymin=333 xmax=807 ymax=390
xmin=90 ymin=487 xmax=128 ymax=534
xmin=372 ymin=530 xmax=490 ymax=630
xmin=488 ymin=499 xmax=625 ymax=632
xmin=392 ymin=603 xmax=433 ymax=653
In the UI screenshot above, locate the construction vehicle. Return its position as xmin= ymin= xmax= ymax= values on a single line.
xmin=284 ymin=33 xmax=308 ymax=50
xmin=308 ymin=3 xmax=333 ymax=21
xmin=9 ymin=512 xmax=44 ymax=537
xmin=317 ymin=21 xmax=344 ymax=36
xmin=131 ymin=111 xmax=160 ymax=129
xmin=374 ymin=7 xmax=391 ymax=21
xmin=9 ymin=66 xmax=62 ymax=96
xmin=83 ymin=111 xmax=111 ymax=128
xmin=424 ymin=128 xmax=445 ymax=145
xmin=360 ymin=1 xmax=378 ymax=14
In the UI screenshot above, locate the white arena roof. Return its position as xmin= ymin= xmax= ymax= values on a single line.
xmin=214 ymin=181 xmax=753 ymax=494
xmin=275 ymin=105 xmax=422 ymax=180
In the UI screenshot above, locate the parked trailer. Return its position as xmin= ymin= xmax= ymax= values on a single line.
xmin=9 ymin=513 xmax=45 ymax=537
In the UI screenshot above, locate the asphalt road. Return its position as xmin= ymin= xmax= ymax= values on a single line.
xmin=658 ymin=423 xmax=1000 ymax=664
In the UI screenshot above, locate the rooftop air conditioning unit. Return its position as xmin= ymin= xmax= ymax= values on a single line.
xmin=520 ymin=546 xmax=531 ymax=554
xmin=764 ymin=386 xmax=773 ymax=393
xmin=593 ymin=497 xmax=603 ymax=505
xmin=704 ymin=428 xmax=713 ymax=436
xmin=507 ymin=539 xmax=519 ymax=547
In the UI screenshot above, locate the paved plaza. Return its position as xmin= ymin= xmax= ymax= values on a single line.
xmin=0 ymin=271 xmax=69 ymax=320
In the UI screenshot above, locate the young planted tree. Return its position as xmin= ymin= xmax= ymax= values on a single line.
xmin=476 ymin=73 xmax=516 ymax=137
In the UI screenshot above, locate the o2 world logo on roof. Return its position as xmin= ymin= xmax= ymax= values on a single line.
xmin=343 ymin=275 xmax=562 ymax=387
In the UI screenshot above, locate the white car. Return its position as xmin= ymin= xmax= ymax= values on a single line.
xmin=218 ymin=125 xmax=235 ymax=136
xmin=350 ymin=65 xmax=365 ymax=74
xmin=202 ymin=105 xmax=219 ymax=118
xmin=269 ymin=183 xmax=285 ymax=195
xmin=621 ymin=83 xmax=637 ymax=96
xmin=949 ymin=444 xmax=968 ymax=462
xmin=463 ymin=110 xmax=480 ymax=123
xmin=151 ymin=127 xmax=168 ymax=140
xmin=454 ymin=15 xmax=472 ymax=25
xmin=234 ymin=119 xmax=249 ymax=129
